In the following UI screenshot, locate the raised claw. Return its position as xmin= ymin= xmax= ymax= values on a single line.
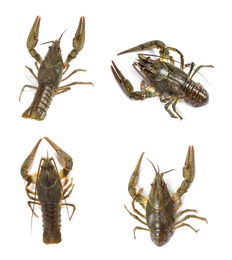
xmin=118 ymin=40 xmax=168 ymax=57
xmin=111 ymin=61 xmax=143 ymax=100
xmin=128 ymin=152 xmax=148 ymax=207
xmin=21 ymin=138 xmax=42 ymax=184
xmin=63 ymin=16 xmax=85 ymax=68
xmin=27 ymin=15 xmax=43 ymax=64
xmin=44 ymin=137 xmax=73 ymax=179
xmin=183 ymin=145 xmax=195 ymax=183
xmin=172 ymin=146 xmax=195 ymax=203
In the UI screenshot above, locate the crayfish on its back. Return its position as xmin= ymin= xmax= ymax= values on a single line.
xmin=111 ymin=40 xmax=213 ymax=120
xmin=125 ymin=146 xmax=207 ymax=246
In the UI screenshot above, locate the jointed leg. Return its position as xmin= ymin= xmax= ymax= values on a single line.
xmin=55 ymin=81 xmax=93 ymax=95
xmin=28 ymin=201 xmax=41 ymax=218
xmin=124 ymin=205 xmax=147 ymax=226
xmin=164 ymin=97 xmax=182 ymax=119
xmin=166 ymin=46 xmax=184 ymax=70
xmin=131 ymin=199 xmax=146 ymax=219
xmin=25 ymin=65 xmax=38 ymax=80
xmin=19 ymin=85 xmax=38 ymax=101
xmin=190 ymin=65 xmax=214 ymax=79
xmin=25 ymin=182 xmax=39 ymax=201
xmin=184 ymin=62 xmax=195 ymax=76
xmin=172 ymin=213 xmax=208 ymax=232
xmin=174 ymin=209 xmax=198 ymax=220
xmin=61 ymin=69 xmax=87 ymax=82
xmin=173 ymin=223 xmax=199 ymax=233
xmin=133 ymin=226 xmax=150 ymax=239
xmin=171 ymin=97 xmax=183 ymax=120
xmin=60 ymin=203 xmax=76 ymax=220
xmin=61 ymin=177 xmax=75 ymax=200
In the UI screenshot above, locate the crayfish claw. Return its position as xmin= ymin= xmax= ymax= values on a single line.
xmin=128 ymin=152 xmax=144 ymax=198
xmin=111 ymin=61 xmax=129 ymax=88
xmin=20 ymin=138 xmax=42 ymax=183
xmin=128 ymin=152 xmax=147 ymax=206
xmin=27 ymin=15 xmax=43 ymax=64
xmin=111 ymin=61 xmax=143 ymax=100
xmin=27 ymin=16 xmax=40 ymax=50
xmin=183 ymin=145 xmax=195 ymax=183
xmin=172 ymin=146 xmax=195 ymax=203
xmin=118 ymin=40 xmax=167 ymax=56
xmin=44 ymin=137 xmax=73 ymax=179
xmin=64 ymin=16 xmax=85 ymax=68
xmin=73 ymin=16 xmax=85 ymax=53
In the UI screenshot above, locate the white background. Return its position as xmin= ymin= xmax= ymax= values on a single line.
xmin=0 ymin=0 xmax=230 ymax=259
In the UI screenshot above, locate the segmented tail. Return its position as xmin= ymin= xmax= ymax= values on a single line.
xmin=42 ymin=204 xmax=61 ymax=244
xmin=184 ymin=80 xmax=209 ymax=107
xmin=22 ymin=84 xmax=55 ymax=120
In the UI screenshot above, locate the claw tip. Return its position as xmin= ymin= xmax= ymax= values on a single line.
xmin=188 ymin=145 xmax=194 ymax=153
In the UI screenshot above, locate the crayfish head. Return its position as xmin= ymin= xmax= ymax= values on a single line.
xmin=43 ymin=40 xmax=63 ymax=66
xmin=38 ymin=157 xmax=58 ymax=188
xmin=42 ymin=32 xmax=65 ymax=67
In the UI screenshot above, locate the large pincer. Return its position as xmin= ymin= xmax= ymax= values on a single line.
xmin=128 ymin=152 xmax=148 ymax=207
xmin=27 ymin=16 xmax=43 ymax=64
xmin=64 ymin=16 xmax=85 ymax=68
xmin=172 ymin=146 xmax=195 ymax=203
xmin=44 ymin=137 xmax=73 ymax=179
xmin=20 ymin=138 xmax=42 ymax=184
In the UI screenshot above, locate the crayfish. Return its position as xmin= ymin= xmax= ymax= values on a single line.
xmin=20 ymin=137 xmax=75 ymax=244
xmin=125 ymin=146 xmax=207 ymax=246
xmin=20 ymin=16 xmax=92 ymax=121
xmin=111 ymin=40 xmax=213 ymax=119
